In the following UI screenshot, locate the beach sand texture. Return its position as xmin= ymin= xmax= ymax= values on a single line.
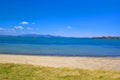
xmin=0 ymin=54 xmax=120 ymax=71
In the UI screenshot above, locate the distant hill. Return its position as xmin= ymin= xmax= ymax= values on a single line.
xmin=92 ymin=36 xmax=120 ymax=39
xmin=0 ymin=34 xmax=63 ymax=38
xmin=18 ymin=34 xmax=62 ymax=38
xmin=1 ymin=34 xmax=119 ymax=39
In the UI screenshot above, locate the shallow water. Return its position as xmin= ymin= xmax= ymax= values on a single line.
xmin=0 ymin=37 xmax=120 ymax=57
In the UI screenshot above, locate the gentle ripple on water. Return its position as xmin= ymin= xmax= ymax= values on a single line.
xmin=0 ymin=37 xmax=120 ymax=57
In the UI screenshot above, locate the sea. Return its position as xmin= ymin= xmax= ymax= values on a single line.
xmin=0 ymin=37 xmax=120 ymax=57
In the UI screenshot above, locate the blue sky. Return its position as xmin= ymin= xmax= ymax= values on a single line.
xmin=0 ymin=0 xmax=120 ymax=37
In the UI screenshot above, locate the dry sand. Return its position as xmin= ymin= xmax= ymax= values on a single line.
xmin=0 ymin=54 xmax=120 ymax=71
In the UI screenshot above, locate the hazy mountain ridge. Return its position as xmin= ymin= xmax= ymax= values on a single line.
xmin=92 ymin=36 xmax=120 ymax=39
xmin=0 ymin=34 xmax=63 ymax=38
xmin=0 ymin=34 xmax=120 ymax=39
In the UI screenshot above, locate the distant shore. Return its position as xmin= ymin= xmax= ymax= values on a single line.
xmin=0 ymin=53 xmax=120 ymax=71
xmin=92 ymin=36 xmax=120 ymax=39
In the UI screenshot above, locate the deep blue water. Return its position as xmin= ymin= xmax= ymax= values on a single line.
xmin=0 ymin=37 xmax=120 ymax=57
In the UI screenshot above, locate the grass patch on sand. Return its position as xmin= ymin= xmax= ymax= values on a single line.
xmin=0 ymin=63 xmax=120 ymax=80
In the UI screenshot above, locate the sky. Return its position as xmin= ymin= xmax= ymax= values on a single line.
xmin=0 ymin=0 xmax=120 ymax=37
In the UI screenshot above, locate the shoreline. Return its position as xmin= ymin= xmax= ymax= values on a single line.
xmin=1 ymin=52 xmax=120 ymax=57
xmin=0 ymin=53 xmax=120 ymax=71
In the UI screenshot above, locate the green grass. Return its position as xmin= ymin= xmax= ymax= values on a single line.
xmin=0 ymin=63 xmax=120 ymax=80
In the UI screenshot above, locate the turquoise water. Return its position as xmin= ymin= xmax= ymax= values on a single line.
xmin=0 ymin=37 xmax=120 ymax=57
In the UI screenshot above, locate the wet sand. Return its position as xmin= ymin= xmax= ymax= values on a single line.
xmin=0 ymin=54 xmax=120 ymax=71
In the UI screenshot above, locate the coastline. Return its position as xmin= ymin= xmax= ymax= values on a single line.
xmin=0 ymin=53 xmax=120 ymax=71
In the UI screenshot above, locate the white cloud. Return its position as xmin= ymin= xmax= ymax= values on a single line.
xmin=14 ymin=26 xmax=24 ymax=30
xmin=0 ymin=27 xmax=17 ymax=33
xmin=0 ymin=28 xmax=6 ymax=30
xmin=20 ymin=21 xmax=29 ymax=24
xmin=67 ymin=26 xmax=72 ymax=29
xmin=27 ymin=27 xmax=32 ymax=30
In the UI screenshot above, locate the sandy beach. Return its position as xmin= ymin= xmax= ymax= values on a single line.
xmin=0 ymin=54 xmax=120 ymax=71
